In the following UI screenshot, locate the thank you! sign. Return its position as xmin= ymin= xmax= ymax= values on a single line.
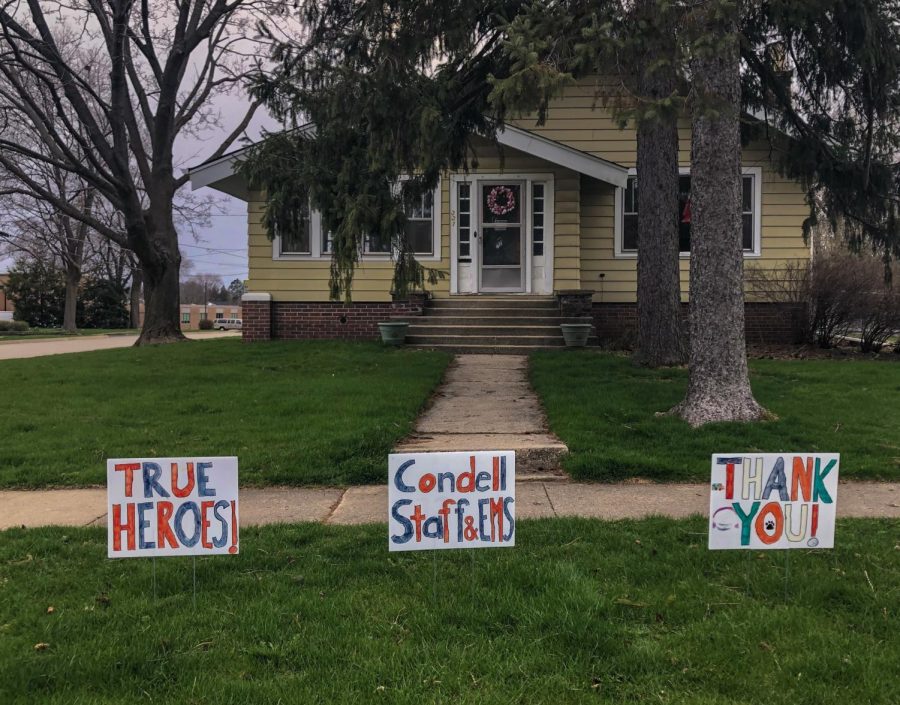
xmin=389 ymin=451 xmax=516 ymax=551
xmin=107 ymin=457 xmax=239 ymax=558
xmin=709 ymin=453 xmax=839 ymax=550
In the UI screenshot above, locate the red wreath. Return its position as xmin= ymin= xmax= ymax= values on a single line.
xmin=487 ymin=185 xmax=516 ymax=216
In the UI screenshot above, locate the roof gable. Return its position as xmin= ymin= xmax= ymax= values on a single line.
xmin=188 ymin=124 xmax=628 ymax=200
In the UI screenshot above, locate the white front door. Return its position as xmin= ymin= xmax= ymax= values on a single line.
xmin=451 ymin=175 xmax=554 ymax=295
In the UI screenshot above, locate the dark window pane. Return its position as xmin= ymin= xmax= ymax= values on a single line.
xmin=533 ymin=213 xmax=544 ymax=228
xmin=405 ymin=220 xmax=433 ymax=254
xmin=678 ymin=176 xmax=692 ymax=253
xmin=742 ymin=213 xmax=754 ymax=251
xmin=742 ymin=175 xmax=753 ymax=212
xmin=459 ymin=213 xmax=470 ymax=228
xmin=533 ymin=242 xmax=544 ymax=256
xmin=623 ymin=214 xmax=638 ymax=251
xmin=280 ymin=214 xmax=310 ymax=254
xmin=482 ymin=226 xmax=521 ymax=265
xmin=459 ymin=242 xmax=470 ymax=258
xmin=625 ymin=177 xmax=637 ymax=213
xmin=366 ymin=232 xmax=391 ymax=253
xmin=679 ymin=221 xmax=691 ymax=253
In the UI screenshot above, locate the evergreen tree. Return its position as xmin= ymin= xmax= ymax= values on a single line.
xmin=3 ymin=259 xmax=66 ymax=328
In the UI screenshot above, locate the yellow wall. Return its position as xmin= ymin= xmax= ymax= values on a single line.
xmin=246 ymin=76 xmax=810 ymax=303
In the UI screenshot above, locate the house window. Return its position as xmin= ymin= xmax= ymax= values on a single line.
xmin=618 ymin=169 xmax=760 ymax=256
xmin=181 ymin=312 xmax=190 ymax=324
xmin=457 ymin=182 xmax=472 ymax=261
xmin=215 ymin=312 xmax=224 ymax=319
xmin=277 ymin=198 xmax=312 ymax=255
xmin=363 ymin=188 xmax=436 ymax=256
xmin=532 ymin=183 xmax=545 ymax=256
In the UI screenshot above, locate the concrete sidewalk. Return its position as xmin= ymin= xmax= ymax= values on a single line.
xmin=0 ymin=330 xmax=239 ymax=360
xmin=2 ymin=481 xmax=898 ymax=530
xmin=394 ymin=355 xmax=568 ymax=475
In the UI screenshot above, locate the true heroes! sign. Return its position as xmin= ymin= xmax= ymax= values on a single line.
xmin=709 ymin=453 xmax=839 ymax=550
xmin=388 ymin=451 xmax=516 ymax=552
xmin=107 ymin=457 xmax=239 ymax=558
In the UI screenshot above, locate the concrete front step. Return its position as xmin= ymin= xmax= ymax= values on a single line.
xmin=409 ymin=324 xmax=564 ymax=337
xmin=429 ymin=298 xmax=557 ymax=309
xmin=394 ymin=432 xmax=569 ymax=477
xmin=413 ymin=315 xmax=562 ymax=326
xmin=408 ymin=334 xmax=566 ymax=347
xmin=409 ymin=343 xmax=581 ymax=354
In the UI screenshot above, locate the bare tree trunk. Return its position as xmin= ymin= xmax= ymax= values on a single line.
xmin=672 ymin=6 xmax=766 ymax=426
xmin=62 ymin=261 xmax=80 ymax=332
xmin=135 ymin=217 xmax=186 ymax=346
xmin=129 ymin=266 xmax=142 ymax=329
xmin=633 ymin=5 xmax=686 ymax=367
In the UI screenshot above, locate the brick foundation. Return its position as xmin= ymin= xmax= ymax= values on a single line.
xmin=241 ymin=294 xmax=425 ymax=342
xmin=593 ymin=302 xmax=807 ymax=347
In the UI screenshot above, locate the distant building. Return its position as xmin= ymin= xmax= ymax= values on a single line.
xmin=138 ymin=303 xmax=241 ymax=330
xmin=0 ymin=273 xmax=14 ymax=319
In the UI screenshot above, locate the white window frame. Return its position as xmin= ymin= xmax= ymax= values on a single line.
xmin=273 ymin=180 xmax=441 ymax=262
xmin=614 ymin=166 xmax=762 ymax=259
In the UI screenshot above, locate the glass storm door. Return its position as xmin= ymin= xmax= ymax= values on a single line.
xmin=478 ymin=181 xmax=525 ymax=292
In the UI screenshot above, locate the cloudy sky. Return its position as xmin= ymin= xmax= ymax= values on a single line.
xmin=176 ymin=100 xmax=280 ymax=285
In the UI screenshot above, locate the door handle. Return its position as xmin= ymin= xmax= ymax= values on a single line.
xmin=473 ymin=230 xmax=478 ymax=238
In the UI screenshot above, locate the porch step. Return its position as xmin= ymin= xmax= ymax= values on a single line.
xmin=408 ymin=343 xmax=579 ymax=355
xmin=409 ymin=324 xmax=563 ymax=337
xmin=408 ymin=333 xmax=566 ymax=347
xmin=406 ymin=295 xmax=596 ymax=353
xmin=408 ymin=315 xmax=557 ymax=326
xmin=429 ymin=297 xmax=557 ymax=310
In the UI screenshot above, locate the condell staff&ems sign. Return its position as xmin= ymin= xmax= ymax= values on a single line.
xmin=388 ymin=451 xmax=515 ymax=551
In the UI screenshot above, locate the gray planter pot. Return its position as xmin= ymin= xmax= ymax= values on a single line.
xmin=378 ymin=321 xmax=409 ymax=346
xmin=560 ymin=323 xmax=592 ymax=347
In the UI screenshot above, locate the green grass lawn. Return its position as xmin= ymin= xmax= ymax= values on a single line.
xmin=0 ymin=518 xmax=896 ymax=704
xmin=530 ymin=352 xmax=900 ymax=482
xmin=0 ymin=340 xmax=450 ymax=488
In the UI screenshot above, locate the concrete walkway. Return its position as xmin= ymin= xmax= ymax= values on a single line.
xmin=2 ymin=482 xmax=898 ymax=530
xmin=394 ymin=354 xmax=568 ymax=475
xmin=0 ymin=330 xmax=239 ymax=360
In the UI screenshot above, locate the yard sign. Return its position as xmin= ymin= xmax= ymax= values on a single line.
xmin=389 ymin=451 xmax=515 ymax=551
xmin=709 ymin=453 xmax=839 ymax=550
xmin=107 ymin=456 xmax=239 ymax=558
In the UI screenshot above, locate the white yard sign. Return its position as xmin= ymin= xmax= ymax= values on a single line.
xmin=388 ymin=451 xmax=516 ymax=551
xmin=107 ymin=456 xmax=239 ymax=558
xmin=709 ymin=453 xmax=839 ymax=550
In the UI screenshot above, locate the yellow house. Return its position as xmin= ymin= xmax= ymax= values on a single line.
xmin=189 ymin=80 xmax=809 ymax=350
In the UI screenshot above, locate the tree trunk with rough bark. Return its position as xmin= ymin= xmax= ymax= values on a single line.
xmin=134 ymin=214 xmax=185 ymax=346
xmin=633 ymin=5 xmax=686 ymax=367
xmin=671 ymin=6 xmax=767 ymax=426
xmin=129 ymin=266 xmax=142 ymax=329
xmin=62 ymin=262 xmax=80 ymax=332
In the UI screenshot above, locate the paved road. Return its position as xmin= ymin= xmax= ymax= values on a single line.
xmin=0 ymin=330 xmax=239 ymax=360
xmin=1 ymin=481 xmax=897 ymax=530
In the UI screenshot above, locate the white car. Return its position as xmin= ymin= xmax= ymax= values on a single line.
xmin=215 ymin=318 xmax=242 ymax=331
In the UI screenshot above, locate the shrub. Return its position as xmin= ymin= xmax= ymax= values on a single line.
xmin=198 ymin=318 xmax=214 ymax=330
xmin=857 ymin=286 xmax=900 ymax=352
xmin=0 ymin=320 xmax=30 ymax=333
xmin=747 ymin=251 xmax=898 ymax=349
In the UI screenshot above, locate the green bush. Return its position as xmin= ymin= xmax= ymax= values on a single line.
xmin=0 ymin=320 xmax=30 ymax=333
xmin=198 ymin=318 xmax=214 ymax=330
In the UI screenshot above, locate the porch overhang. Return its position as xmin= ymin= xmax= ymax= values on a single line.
xmin=187 ymin=123 xmax=628 ymax=200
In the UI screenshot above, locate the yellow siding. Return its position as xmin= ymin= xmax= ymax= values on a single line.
xmin=247 ymin=75 xmax=810 ymax=303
